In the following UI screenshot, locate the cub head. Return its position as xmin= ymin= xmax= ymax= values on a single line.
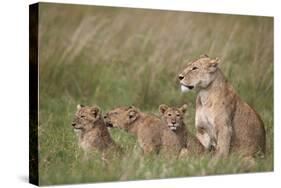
xmin=72 ymin=104 xmax=103 ymax=133
xmin=104 ymin=106 xmax=140 ymax=131
xmin=159 ymin=104 xmax=188 ymax=131
xmin=178 ymin=54 xmax=220 ymax=92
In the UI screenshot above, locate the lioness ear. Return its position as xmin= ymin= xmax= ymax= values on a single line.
xmin=77 ymin=104 xmax=84 ymax=110
xmin=208 ymin=57 xmax=220 ymax=72
xmin=91 ymin=106 xmax=101 ymax=117
xmin=159 ymin=104 xmax=168 ymax=114
xmin=180 ymin=104 xmax=188 ymax=114
xmin=209 ymin=57 xmax=220 ymax=66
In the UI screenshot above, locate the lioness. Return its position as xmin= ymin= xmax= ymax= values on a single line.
xmin=104 ymin=106 xmax=182 ymax=155
xmin=72 ymin=104 xmax=120 ymax=154
xmin=178 ymin=54 xmax=266 ymax=159
xmin=159 ymin=104 xmax=205 ymax=155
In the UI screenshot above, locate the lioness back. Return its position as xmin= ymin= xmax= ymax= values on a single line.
xmin=231 ymin=100 xmax=266 ymax=156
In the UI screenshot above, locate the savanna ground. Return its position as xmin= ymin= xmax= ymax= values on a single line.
xmin=38 ymin=3 xmax=273 ymax=185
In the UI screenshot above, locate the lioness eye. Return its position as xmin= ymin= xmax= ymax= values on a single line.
xmin=192 ymin=67 xmax=198 ymax=70
xmin=81 ymin=115 xmax=85 ymax=118
xmin=168 ymin=113 xmax=172 ymax=116
xmin=176 ymin=114 xmax=180 ymax=117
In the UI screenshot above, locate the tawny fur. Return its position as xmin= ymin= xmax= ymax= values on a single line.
xmin=104 ymin=106 xmax=181 ymax=155
xmin=72 ymin=105 xmax=120 ymax=154
xmin=178 ymin=55 xmax=266 ymax=158
xmin=159 ymin=104 xmax=205 ymax=155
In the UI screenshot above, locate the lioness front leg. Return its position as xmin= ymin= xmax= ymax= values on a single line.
xmin=214 ymin=120 xmax=232 ymax=159
xmin=196 ymin=131 xmax=211 ymax=149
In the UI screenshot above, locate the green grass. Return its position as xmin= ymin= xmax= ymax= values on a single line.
xmin=38 ymin=3 xmax=273 ymax=185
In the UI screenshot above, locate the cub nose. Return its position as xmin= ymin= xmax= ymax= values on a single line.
xmin=178 ymin=74 xmax=184 ymax=80
xmin=104 ymin=113 xmax=108 ymax=119
xmin=171 ymin=120 xmax=176 ymax=124
xmin=72 ymin=122 xmax=76 ymax=127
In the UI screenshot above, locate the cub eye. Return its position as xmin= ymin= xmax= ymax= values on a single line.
xmin=192 ymin=67 xmax=198 ymax=70
xmin=176 ymin=114 xmax=180 ymax=117
xmin=80 ymin=115 xmax=85 ymax=118
xmin=168 ymin=113 xmax=172 ymax=116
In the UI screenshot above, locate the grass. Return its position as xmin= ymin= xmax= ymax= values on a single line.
xmin=37 ymin=3 xmax=273 ymax=185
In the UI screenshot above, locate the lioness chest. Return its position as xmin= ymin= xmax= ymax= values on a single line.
xmin=195 ymin=103 xmax=217 ymax=147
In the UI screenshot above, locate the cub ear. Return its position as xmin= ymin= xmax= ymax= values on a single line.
xmin=208 ymin=57 xmax=220 ymax=72
xmin=91 ymin=106 xmax=101 ymax=117
xmin=128 ymin=105 xmax=136 ymax=110
xmin=199 ymin=54 xmax=209 ymax=58
xmin=128 ymin=109 xmax=137 ymax=119
xmin=77 ymin=104 xmax=84 ymax=110
xmin=159 ymin=104 xmax=168 ymax=114
xmin=180 ymin=104 xmax=188 ymax=114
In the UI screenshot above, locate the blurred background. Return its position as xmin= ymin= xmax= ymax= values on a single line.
xmin=38 ymin=3 xmax=273 ymax=185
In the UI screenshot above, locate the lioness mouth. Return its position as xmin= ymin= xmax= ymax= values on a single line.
xmin=181 ymin=84 xmax=194 ymax=92
xmin=184 ymin=85 xmax=194 ymax=89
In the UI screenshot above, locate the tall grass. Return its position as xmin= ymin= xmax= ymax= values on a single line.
xmin=38 ymin=3 xmax=273 ymax=185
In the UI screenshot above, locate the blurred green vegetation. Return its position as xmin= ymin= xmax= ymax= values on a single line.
xmin=38 ymin=3 xmax=273 ymax=185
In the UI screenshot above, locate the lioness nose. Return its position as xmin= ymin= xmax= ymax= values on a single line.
xmin=178 ymin=75 xmax=184 ymax=80
xmin=104 ymin=113 xmax=108 ymax=119
xmin=172 ymin=120 xmax=176 ymax=124
xmin=72 ymin=122 xmax=76 ymax=127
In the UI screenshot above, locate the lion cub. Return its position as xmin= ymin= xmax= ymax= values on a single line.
xmin=159 ymin=104 xmax=205 ymax=155
xmin=178 ymin=54 xmax=266 ymax=159
xmin=72 ymin=104 xmax=120 ymax=154
xmin=104 ymin=106 xmax=181 ymax=155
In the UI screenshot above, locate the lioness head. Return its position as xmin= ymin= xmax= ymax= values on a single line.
xmin=72 ymin=104 xmax=103 ymax=133
xmin=178 ymin=54 xmax=220 ymax=92
xmin=104 ymin=106 xmax=140 ymax=131
xmin=159 ymin=104 xmax=188 ymax=131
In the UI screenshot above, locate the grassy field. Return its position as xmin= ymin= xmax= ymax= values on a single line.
xmin=38 ymin=3 xmax=273 ymax=185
